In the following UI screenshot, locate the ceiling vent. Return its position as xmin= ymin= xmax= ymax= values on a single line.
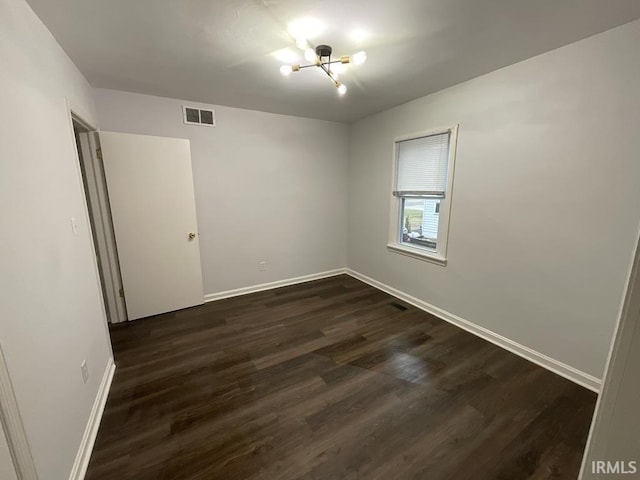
xmin=183 ymin=106 xmax=215 ymax=127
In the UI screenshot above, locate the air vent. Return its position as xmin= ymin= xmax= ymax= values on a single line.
xmin=390 ymin=302 xmax=408 ymax=311
xmin=183 ymin=106 xmax=216 ymax=127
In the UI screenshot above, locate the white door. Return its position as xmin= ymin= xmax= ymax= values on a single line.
xmin=99 ymin=131 xmax=204 ymax=320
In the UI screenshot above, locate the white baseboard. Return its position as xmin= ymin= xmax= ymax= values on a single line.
xmin=204 ymin=268 xmax=347 ymax=303
xmin=346 ymin=268 xmax=601 ymax=393
xmin=69 ymin=357 xmax=115 ymax=480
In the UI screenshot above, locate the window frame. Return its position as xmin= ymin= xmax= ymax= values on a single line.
xmin=387 ymin=125 xmax=459 ymax=266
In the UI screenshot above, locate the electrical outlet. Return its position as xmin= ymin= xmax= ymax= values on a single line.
xmin=259 ymin=261 xmax=267 ymax=272
xmin=80 ymin=360 xmax=89 ymax=384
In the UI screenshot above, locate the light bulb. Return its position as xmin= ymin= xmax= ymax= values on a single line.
xmin=337 ymin=83 xmax=347 ymax=96
xmin=280 ymin=65 xmax=293 ymax=76
xmin=295 ymin=37 xmax=308 ymax=50
xmin=352 ymin=51 xmax=367 ymax=65
xmin=304 ymin=48 xmax=317 ymax=62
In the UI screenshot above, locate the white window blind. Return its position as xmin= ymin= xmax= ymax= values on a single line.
xmin=395 ymin=132 xmax=450 ymax=197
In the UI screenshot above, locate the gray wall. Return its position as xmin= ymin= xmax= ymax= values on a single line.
xmin=93 ymin=89 xmax=349 ymax=296
xmin=0 ymin=0 xmax=113 ymax=478
xmin=347 ymin=19 xmax=640 ymax=380
xmin=581 ymin=228 xmax=640 ymax=478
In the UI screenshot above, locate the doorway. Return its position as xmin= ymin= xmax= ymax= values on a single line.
xmin=72 ymin=124 xmax=205 ymax=323
xmin=72 ymin=116 xmax=127 ymax=324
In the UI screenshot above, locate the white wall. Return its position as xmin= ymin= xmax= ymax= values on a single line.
xmin=0 ymin=0 xmax=113 ymax=478
xmin=93 ymin=89 xmax=349 ymax=296
xmin=347 ymin=20 xmax=640 ymax=381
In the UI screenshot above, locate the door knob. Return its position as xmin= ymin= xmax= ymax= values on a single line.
xmin=188 ymin=232 xmax=198 ymax=240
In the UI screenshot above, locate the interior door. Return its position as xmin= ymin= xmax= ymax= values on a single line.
xmin=99 ymin=131 xmax=204 ymax=320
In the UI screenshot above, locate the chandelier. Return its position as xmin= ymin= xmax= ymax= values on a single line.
xmin=279 ymin=43 xmax=367 ymax=96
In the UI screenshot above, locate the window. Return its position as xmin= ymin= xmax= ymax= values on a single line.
xmin=388 ymin=126 xmax=458 ymax=265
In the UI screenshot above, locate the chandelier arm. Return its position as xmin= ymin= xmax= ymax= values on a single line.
xmin=318 ymin=62 xmax=339 ymax=86
xmin=296 ymin=59 xmax=344 ymax=69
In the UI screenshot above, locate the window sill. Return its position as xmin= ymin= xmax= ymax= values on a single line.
xmin=386 ymin=244 xmax=447 ymax=266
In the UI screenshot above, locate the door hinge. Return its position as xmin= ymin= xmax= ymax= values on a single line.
xmin=119 ymin=287 xmax=125 ymax=298
xmin=96 ymin=148 xmax=103 ymax=161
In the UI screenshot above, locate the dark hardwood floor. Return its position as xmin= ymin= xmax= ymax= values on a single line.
xmin=86 ymin=275 xmax=596 ymax=480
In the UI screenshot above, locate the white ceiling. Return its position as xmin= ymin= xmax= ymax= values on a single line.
xmin=26 ymin=0 xmax=640 ymax=123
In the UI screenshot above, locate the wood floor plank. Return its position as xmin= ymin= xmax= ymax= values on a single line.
xmin=85 ymin=275 xmax=596 ymax=480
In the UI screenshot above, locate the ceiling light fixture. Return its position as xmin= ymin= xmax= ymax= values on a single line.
xmin=280 ymin=44 xmax=366 ymax=96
